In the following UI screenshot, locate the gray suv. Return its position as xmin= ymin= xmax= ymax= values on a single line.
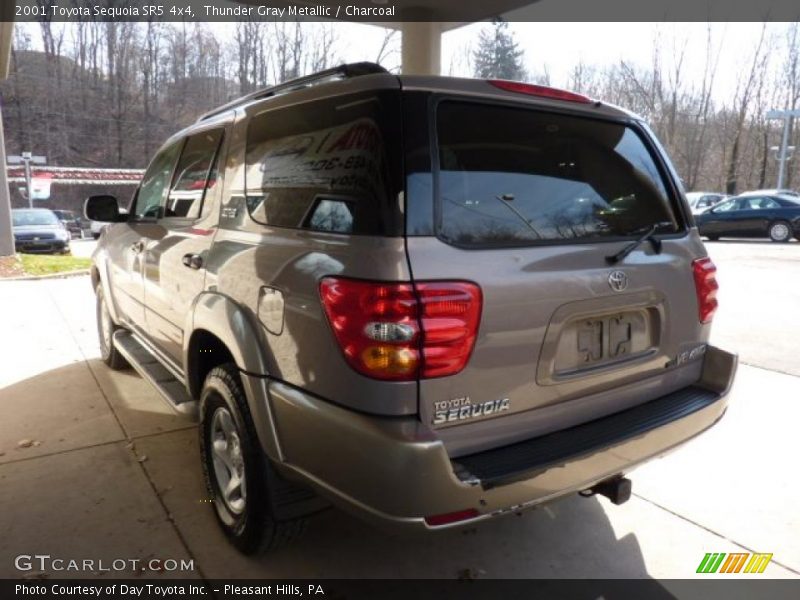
xmin=85 ymin=63 xmax=737 ymax=554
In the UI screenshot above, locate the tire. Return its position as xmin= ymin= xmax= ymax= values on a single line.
xmin=92 ymin=232 xmax=100 ymax=240
xmin=95 ymin=285 xmax=128 ymax=370
xmin=768 ymin=221 xmax=792 ymax=243
xmin=200 ymin=364 xmax=306 ymax=554
xmin=705 ymin=235 xmax=719 ymax=241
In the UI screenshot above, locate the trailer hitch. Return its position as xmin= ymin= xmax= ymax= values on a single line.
xmin=580 ymin=476 xmax=632 ymax=505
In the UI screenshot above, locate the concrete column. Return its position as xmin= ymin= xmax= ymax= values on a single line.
xmin=401 ymin=22 xmax=442 ymax=76
xmin=1 ymin=19 xmax=15 ymax=257
xmin=0 ymin=107 xmax=14 ymax=257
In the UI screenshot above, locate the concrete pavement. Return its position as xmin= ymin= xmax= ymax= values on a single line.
xmin=0 ymin=241 xmax=798 ymax=580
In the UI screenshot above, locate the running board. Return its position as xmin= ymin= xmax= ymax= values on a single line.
xmin=112 ymin=330 xmax=198 ymax=420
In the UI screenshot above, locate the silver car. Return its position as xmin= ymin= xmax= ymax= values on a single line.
xmin=86 ymin=63 xmax=737 ymax=554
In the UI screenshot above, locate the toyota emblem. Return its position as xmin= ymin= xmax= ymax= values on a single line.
xmin=608 ymin=270 xmax=628 ymax=292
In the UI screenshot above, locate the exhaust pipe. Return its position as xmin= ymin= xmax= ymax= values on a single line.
xmin=580 ymin=476 xmax=632 ymax=505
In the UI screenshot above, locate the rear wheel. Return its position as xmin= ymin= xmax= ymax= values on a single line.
xmin=768 ymin=221 xmax=791 ymax=243
xmin=200 ymin=364 xmax=306 ymax=554
xmin=705 ymin=235 xmax=719 ymax=241
xmin=95 ymin=285 xmax=128 ymax=370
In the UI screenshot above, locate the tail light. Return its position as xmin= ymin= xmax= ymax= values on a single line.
xmin=692 ymin=257 xmax=719 ymax=324
xmin=319 ymin=278 xmax=482 ymax=381
xmin=488 ymin=79 xmax=593 ymax=104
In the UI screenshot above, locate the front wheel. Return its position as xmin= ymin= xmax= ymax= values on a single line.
xmin=768 ymin=221 xmax=792 ymax=243
xmin=96 ymin=285 xmax=128 ymax=370
xmin=200 ymin=364 xmax=306 ymax=554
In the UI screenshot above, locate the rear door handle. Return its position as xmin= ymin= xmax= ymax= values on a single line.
xmin=182 ymin=253 xmax=203 ymax=270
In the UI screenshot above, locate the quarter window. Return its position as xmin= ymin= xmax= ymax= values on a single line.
xmin=244 ymin=91 xmax=403 ymax=235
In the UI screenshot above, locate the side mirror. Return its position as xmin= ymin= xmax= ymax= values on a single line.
xmin=84 ymin=195 xmax=122 ymax=222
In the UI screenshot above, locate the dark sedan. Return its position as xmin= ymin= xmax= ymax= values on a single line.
xmin=52 ymin=209 xmax=84 ymax=239
xmin=695 ymin=194 xmax=800 ymax=242
xmin=11 ymin=208 xmax=72 ymax=254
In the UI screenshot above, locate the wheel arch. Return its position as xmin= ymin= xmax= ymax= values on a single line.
xmin=184 ymin=292 xmax=272 ymax=396
xmin=185 ymin=292 xmax=281 ymax=460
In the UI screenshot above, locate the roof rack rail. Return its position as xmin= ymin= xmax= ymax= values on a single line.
xmin=197 ymin=62 xmax=390 ymax=122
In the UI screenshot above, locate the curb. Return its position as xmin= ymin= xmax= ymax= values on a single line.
xmin=0 ymin=269 xmax=90 ymax=282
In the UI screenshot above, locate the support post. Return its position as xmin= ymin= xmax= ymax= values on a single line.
xmin=22 ymin=152 xmax=33 ymax=208
xmin=401 ymin=21 xmax=442 ymax=76
xmin=777 ymin=117 xmax=792 ymax=189
xmin=0 ymin=108 xmax=15 ymax=257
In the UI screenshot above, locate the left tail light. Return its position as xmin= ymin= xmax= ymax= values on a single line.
xmin=319 ymin=277 xmax=482 ymax=381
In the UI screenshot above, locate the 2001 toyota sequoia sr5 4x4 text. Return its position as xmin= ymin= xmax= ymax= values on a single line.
xmin=85 ymin=62 xmax=737 ymax=554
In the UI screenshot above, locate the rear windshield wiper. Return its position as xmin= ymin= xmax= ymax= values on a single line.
xmin=605 ymin=221 xmax=674 ymax=264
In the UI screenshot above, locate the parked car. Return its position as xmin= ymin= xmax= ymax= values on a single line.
xmin=11 ymin=208 xmax=71 ymax=254
xmin=86 ymin=63 xmax=737 ymax=554
xmin=685 ymin=192 xmax=727 ymax=215
xmin=695 ymin=194 xmax=800 ymax=242
xmin=52 ymin=209 xmax=84 ymax=239
xmin=738 ymin=188 xmax=800 ymax=199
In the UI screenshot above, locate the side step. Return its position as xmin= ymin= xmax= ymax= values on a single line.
xmin=112 ymin=330 xmax=198 ymax=420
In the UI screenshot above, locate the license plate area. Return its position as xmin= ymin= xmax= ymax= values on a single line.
xmin=554 ymin=309 xmax=656 ymax=376
xmin=537 ymin=292 xmax=664 ymax=385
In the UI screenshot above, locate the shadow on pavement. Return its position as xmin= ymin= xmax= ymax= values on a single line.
xmin=1 ymin=361 xmax=666 ymax=584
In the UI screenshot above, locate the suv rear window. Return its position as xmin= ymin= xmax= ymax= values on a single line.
xmin=435 ymin=101 xmax=679 ymax=247
xmin=245 ymin=91 xmax=403 ymax=236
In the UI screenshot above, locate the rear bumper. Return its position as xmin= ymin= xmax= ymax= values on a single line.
xmin=258 ymin=345 xmax=737 ymax=532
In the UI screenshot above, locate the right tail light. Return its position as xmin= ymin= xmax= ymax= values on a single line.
xmin=692 ymin=257 xmax=719 ymax=324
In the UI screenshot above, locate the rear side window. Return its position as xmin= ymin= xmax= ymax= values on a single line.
xmin=245 ymin=91 xmax=403 ymax=236
xmin=435 ymin=101 xmax=679 ymax=247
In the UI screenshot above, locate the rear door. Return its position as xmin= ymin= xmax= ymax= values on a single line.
xmin=406 ymin=98 xmax=705 ymax=456
xmin=740 ymin=196 xmax=781 ymax=235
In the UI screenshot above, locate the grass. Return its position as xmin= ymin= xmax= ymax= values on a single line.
xmin=17 ymin=253 xmax=92 ymax=276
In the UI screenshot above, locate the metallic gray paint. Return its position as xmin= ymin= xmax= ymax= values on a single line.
xmin=266 ymin=346 xmax=736 ymax=530
xmin=406 ymin=232 xmax=711 ymax=455
xmin=90 ymin=72 xmax=736 ymax=534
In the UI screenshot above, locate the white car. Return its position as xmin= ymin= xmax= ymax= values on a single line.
xmin=738 ymin=188 xmax=800 ymax=200
xmin=686 ymin=192 xmax=727 ymax=215
xmin=90 ymin=220 xmax=106 ymax=239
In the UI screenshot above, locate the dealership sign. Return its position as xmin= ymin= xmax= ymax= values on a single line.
xmin=29 ymin=175 xmax=52 ymax=200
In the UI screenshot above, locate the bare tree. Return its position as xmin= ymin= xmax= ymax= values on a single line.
xmin=723 ymin=25 xmax=771 ymax=194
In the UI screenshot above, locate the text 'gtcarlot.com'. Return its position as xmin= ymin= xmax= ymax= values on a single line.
xmin=14 ymin=554 xmax=195 ymax=573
